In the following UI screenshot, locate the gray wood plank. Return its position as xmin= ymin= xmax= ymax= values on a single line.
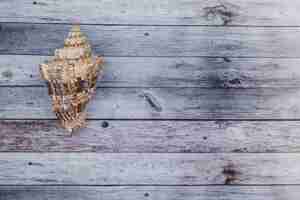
xmin=1 ymin=120 xmax=300 ymax=153
xmin=0 ymin=153 xmax=300 ymax=185
xmin=2 ymin=55 xmax=300 ymax=88
xmin=1 ymin=87 xmax=300 ymax=119
xmin=1 ymin=0 xmax=300 ymax=26
xmin=0 ymin=186 xmax=299 ymax=200
xmin=2 ymin=23 xmax=300 ymax=57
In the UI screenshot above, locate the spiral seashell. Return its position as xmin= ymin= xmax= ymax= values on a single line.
xmin=40 ymin=25 xmax=104 ymax=132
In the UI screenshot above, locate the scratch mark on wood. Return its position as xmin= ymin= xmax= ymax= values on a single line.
xmin=28 ymin=162 xmax=44 ymax=167
xmin=141 ymin=92 xmax=163 ymax=112
xmin=34 ymin=178 xmax=58 ymax=183
xmin=32 ymin=1 xmax=48 ymax=6
xmin=39 ymin=17 xmax=62 ymax=22
xmin=214 ymin=121 xmax=233 ymax=129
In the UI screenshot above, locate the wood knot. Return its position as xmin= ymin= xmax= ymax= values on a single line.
xmin=222 ymin=163 xmax=240 ymax=184
xmin=228 ymin=78 xmax=241 ymax=85
xmin=223 ymin=57 xmax=231 ymax=62
xmin=1 ymin=70 xmax=13 ymax=79
xmin=203 ymin=4 xmax=237 ymax=25
xmin=209 ymin=69 xmax=246 ymax=88
xmin=144 ymin=192 xmax=150 ymax=197
xmin=101 ymin=121 xmax=109 ymax=128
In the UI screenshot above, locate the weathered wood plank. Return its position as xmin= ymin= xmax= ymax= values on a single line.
xmin=1 ymin=186 xmax=299 ymax=200
xmin=2 ymin=55 xmax=300 ymax=88
xmin=1 ymin=87 xmax=300 ymax=119
xmin=0 ymin=153 xmax=300 ymax=185
xmin=1 ymin=120 xmax=300 ymax=153
xmin=1 ymin=23 xmax=300 ymax=57
xmin=1 ymin=0 xmax=300 ymax=26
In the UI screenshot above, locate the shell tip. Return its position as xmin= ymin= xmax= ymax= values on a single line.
xmin=71 ymin=17 xmax=81 ymax=32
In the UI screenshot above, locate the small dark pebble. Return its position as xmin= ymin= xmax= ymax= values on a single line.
xmin=28 ymin=162 xmax=33 ymax=166
xmin=144 ymin=32 xmax=149 ymax=36
xmin=144 ymin=193 xmax=149 ymax=197
xmin=33 ymin=1 xmax=37 ymax=4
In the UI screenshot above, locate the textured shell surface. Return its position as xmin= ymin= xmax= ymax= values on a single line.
xmin=40 ymin=25 xmax=104 ymax=132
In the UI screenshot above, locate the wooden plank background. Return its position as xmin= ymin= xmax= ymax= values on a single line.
xmin=2 ymin=87 xmax=300 ymax=119
xmin=1 ymin=24 xmax=300 ymax=57
xmin=3 ymin=55 xmax=300 ymax=88
xmin=1 ymin=0 xmax=300 ymax=26
xmin=1 ymin=0 xmax=300 ymax=199
xmin=0 ymin=153 xmax=300 ymax=185
xmin=2 ymin=120 xmax=300 ymax=153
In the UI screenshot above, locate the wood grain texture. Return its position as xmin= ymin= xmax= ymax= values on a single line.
xmin=1 ymin=0 xmax=300 ymax=26
xmin=1 ymin=120 xmax=300 ymax=153
xmin=2 ymin=23 xmax=300 ymax=57
xmin=2 ymin=55 xmax=300 ymax=88
xmin=1 ymin=186 xmax=299 ymax=200
xmin=2 ymin=87 xmax=300 ymax=119
xmin=0 ymin=153 xmax=300 ymax=185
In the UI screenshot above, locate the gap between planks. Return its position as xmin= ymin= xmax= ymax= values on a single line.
xmin=1 ymin=185 xmax=300 ymax=200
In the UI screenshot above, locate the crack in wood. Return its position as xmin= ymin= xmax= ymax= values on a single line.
xmin=28 ymin=162 xmax=44 ymax=167
xmin=32 ymin=1 xmax=48 ymax=6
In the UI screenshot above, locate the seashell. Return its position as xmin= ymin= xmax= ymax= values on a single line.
xmin=40 ymin=25 xmax=104 ymax=132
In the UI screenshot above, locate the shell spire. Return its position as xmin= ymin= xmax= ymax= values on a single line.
xmin=71 ymin=24 xmax=81 ymax=32
xmin=40 ymin=25 xmax=104 ymax=132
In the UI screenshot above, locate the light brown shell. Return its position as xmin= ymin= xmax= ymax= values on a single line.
xmin=40 ymin=25 xmax=104 ymax=132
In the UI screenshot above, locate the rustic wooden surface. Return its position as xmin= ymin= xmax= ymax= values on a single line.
xmin=2 ymin=120 xmax=300 ymax=153
xmin=1 ymin=0 xmax=300 ymax=26
xmin=1 ymin=23 xmax=300 ymax=57
xmin=1 ymin=153 xmax=300 ymax=185
xmin=2 ymin=87 xmax=300 ymax=119
xmin=1 ymin=0 xmax=300 ymax=199
xmin=3 ymin=55 xmax=300 ymax=88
